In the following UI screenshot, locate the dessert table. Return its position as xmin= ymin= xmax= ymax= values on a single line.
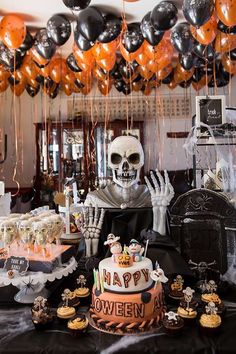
xmin=0 ymin=285 xmax=236 ymax=354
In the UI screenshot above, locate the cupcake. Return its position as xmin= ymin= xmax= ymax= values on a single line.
xmin=57 ymin=289 xmax=76 ymax=322
xmin=199 ymin=302 xmax=221 ymax=335
xmin=162 ymin=311 xmax=184 ymax=336
xmin=74 ymin=275 xmax=90 ymax=305
xmin=31 ymin=296 xmax=54 ymax=330
xmin=201 ymin=280 xmax=225 ymax=316
xmin=177 ymin=287 xmax=197 ymax=325
xmin=67 ymin=314 xmax=89 ymax=336
xmin=169 ymin=275 xmax=184 ymax=301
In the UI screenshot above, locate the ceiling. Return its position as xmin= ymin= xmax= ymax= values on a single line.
xmin=0 ymin=0 xmax=184 ymax=54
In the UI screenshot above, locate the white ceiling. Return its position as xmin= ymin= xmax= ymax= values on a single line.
xmin=0 ymin=0 xmax=184 ymax=54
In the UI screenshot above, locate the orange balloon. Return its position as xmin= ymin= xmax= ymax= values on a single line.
xmin=175 ymin=63 xmax=194 ymax=82
xmin=75 ymin=70 xmax=92 ymax=85
xmin=81 ymin=84 xmax=92 ymax=95
xmin=98 ymin=79 xmax=113 ymax=95
xmin=73 ymin=43 xmax=95 ymax=70
xmin=157 ymin=64 xmax=173 ymax=81
xmin=27 ymin=78 xmax=39 ymax=89
xmin=139 ymin=66 xmax=153 ymax=80
xmin=96 ymin=55 xmax=116 ymax=71
xmin=61 ymin=83 xmax=73 ymax=96
xmin=215 ymin=31 xmax=236 ymax=52
xmin=62 ymin=71 xmax=76 ymax=85
xmin=216 ymin=0 xmax=236 ymax=27
xmin=0 ymin=67 xmax=10 ymax=81
xmin=0 ymin=15 xmax=26 ymax=49
xmin=49 ymin=57 xmax=68 ymax=83
xmin=222 ymin=54 xmax=236 ymax=74
xmin=120 ymin=42 xmax=143 ymax=62
xmin=135 ymin=52 xmax=150 ymax=66
xmin=11 ymin=70 xmax=27 ymax=86
xmin=0 ymin=79 xmax=8 ymax=93
xmin=92 ymin=39 xmax=118 ymax=60
xmin=144 ymin=39 xmax=173 ymax=62
xmin=93 ymin=65 xmax=107 ymax=81
xmin=147 ymin=60 xmax=159 ymax=73
xmin=190 ymin=13 xmax=217 ymax=45
xmin=21 ymin=55 xmax=38 ymax=80
xmin=168 ymin=80 xmax=177 ymax=90
xmin=30 ymin=48 xmax=50 ymax=66
xmin=132 ymin=80 xmax=143 ymax=92
xmin=10 ymin=81 xmax=25 ymax=96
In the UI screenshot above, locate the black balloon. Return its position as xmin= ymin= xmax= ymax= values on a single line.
xmin=151 ymin=1 xmax=178 ymax=31
xmin=0 ymin=41 xmax=23 ymax=71
xmin=115 ymin=80 xmax=125 ymax=92
xmin=217 ymin=20 xmax=236 ymax=35
xmin=35 ymin=74 xmax=44 ymax=84
xmin=227 ymin=48 xmax=236 ymax=61
xmin=34 ymin=29 xmax=57 ymax=60
xmin=122 ymin=22 xmax=144 ymax=53
xmin=193 ymin=43 xmax=216 ymax=63
xmin=192 ymin=67 xmax=205 ymax=82
xmin=62 ymin=0 xmax=91 ymax=11
xmin=110 ymin=63 xmax=122 ymax=80
xmin=208 ymin=63 xmax=230 ymax=88
xmin=162 ymin=70 xmax=174 ymax=84
xmin=141 ymin=12 xmax=164 ymax=46
xmin=40 ymin=77 xmax=55 ymax=89
xmin=182 ymin=0 xmax=214 ymax=27
xmin=47 ymin=14 xmax=71 ymax=46
xmin=17 ymin=30 xmax=35 ymax=53
xmin=119 ymin=60 xmax=137 ymax=79
xmin=74 ymin=25 xmax=94 ymax=51
xmin=66 ymin=53 xmax=82 ymax=72
xmin=26 ymin=84 xmax=40 ymax=97
xmin=180 ymin=53 xmax=195 ymax=70
xmin=179 ymin=78 xmax=192 ymax=88
xmin=8 ymin=76 xmax=20 ymax=86
xmin=133 ymin=74 xmax=142 ymax=82
xmin=193 ymin=56 xmax=207 ymax=68
xmin=98 ymin=14 xmax=121 ymax=43
xmin=77 ymin=6 xmax=105 ymax=42
xmin=171 ymin=22 xmax=194 ymax=54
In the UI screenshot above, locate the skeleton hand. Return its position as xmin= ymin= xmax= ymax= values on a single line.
xmin=145 ymin=170 xmax=174 ymax=235
xmin=81 ymin=205 xmax=105 ymax=258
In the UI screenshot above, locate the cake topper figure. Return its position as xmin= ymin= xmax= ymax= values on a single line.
xmin=110 ymin=241 xmax=123 ymax=263
xmin=150 ymin=268 xmax=168 ymax=288
xmin=172 ymin=274 xmax=184 ymax=291
xmin=104 ymin=233 xmax=120 ymax=246
xmin=205 ymin=301 xmax=218 ymax=315
xmin=77 ymin=275 xmax=87 ymax=288
xmin=183 ymin=287 xmax=195 ymax=310
xmin=62 ymin=289 xmax=71 ymax=307
xmin=128 ymin=239 xmax=144 ymax=262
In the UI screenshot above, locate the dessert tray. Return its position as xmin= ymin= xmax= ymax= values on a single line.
xmin=0 ymin=257 xmax=77 ymax=304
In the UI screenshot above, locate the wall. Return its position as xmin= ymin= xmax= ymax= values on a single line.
xmin=0 ymin=78 xmax=235 ymax=189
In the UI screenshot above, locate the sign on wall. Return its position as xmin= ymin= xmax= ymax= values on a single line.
xmin=196 ymin=95 xmax=226 ymax=128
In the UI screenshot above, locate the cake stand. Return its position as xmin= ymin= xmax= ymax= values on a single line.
xmin=0 ymin=257 xmax=77 ymax=304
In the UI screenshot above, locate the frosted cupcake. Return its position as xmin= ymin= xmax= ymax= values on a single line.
xmin=31 ymin=296 xmax=54 ymax=330
xmin=67 ymin=314 xmax=89 ymax=336
xmin=177 ymin=287 xmax=197 ymax=324
xmin=169 ymin=275 xmax=184 ymax=301
xmin=199 ymin=302 xmax=221 ymax=335
xmin=74 ymin=275 xmax=90 ymax=305
xmin=162 ymin=311 xmax=184 ymax=336
xmin=201 ymin=280 xmax=225 ymax=316
xmin=57 ymin=289 xmax=76 ymax=322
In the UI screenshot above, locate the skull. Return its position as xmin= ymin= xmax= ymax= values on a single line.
xmin=150 ymin=268 xmax=168 ymax=283
xmin=33 ymin=221 xmax=48 ymax=247
xmin=108 ymin=136 xmax=144 ymax=189
xmin=205 ymin=301 xmax=218 ymax=315
xmin=18 ymin=220 xmax=34 ymax=245
xmin=0 ymin=220 xmax=17 ymax=246
xmin=183 ymin=287 xmax=195 ymax=303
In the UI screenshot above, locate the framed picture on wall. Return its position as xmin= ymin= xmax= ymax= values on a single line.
xmin=196 ymin=95 xmax=226 ymax=129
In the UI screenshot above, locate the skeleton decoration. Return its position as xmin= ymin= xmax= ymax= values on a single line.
xmin=104 ymin=233 xmax=120 ymax=246
xmin=205 ymin=301 xmax=218 ymax=315
xmin=206 ymin=280 xmax=217 ymax=294
xmin=165 ymin=311 xmax=180 ymax=323
xmin=85 ymin=135 xmax=174 ymax=236
xmin=77 ymin=275 xmax=86 ymax=288
xmin=81 ymin=205 xmax=105 ymax=258
xmin=62 ymin=289 xmax=71 ymax=307
xmin=0 ymin=220 xmax=17 ymax=253
xmin=171 ymin=274 xmax=184 ymax=291
xmin=183 ymin=287 xmax=195 ymax=310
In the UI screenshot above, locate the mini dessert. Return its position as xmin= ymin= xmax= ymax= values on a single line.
xmin=57 ymin=289 xmax=76 ymax=322
xmin=32 ymin=296 xmax=54 ymax=330
xmin=177 ymin=287 xmax=197 ymax=324
xmin=67 ymin=314 xmax=89 ymax=336
xmin=169 ymin=275 xmax=184 ymax=300
xmin=201 ymin=280 xmax=225 ymax=316
xmin=199 ymin=302 xmax=221 ymax=335
xmin=162 ymin=311 xmax=184 ymax=336
xmin=73 ymin=275 xmax=90 ymax=305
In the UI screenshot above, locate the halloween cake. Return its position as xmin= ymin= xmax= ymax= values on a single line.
xmin=90 ymin=236 xmax=168 ymax=333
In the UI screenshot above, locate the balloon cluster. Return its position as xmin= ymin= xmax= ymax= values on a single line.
xmin=0 ymin=0 xmax=236 ymax=97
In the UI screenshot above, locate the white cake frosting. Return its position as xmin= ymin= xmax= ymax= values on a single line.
xmin=99 ymin=257 xmax=153 ymax=293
